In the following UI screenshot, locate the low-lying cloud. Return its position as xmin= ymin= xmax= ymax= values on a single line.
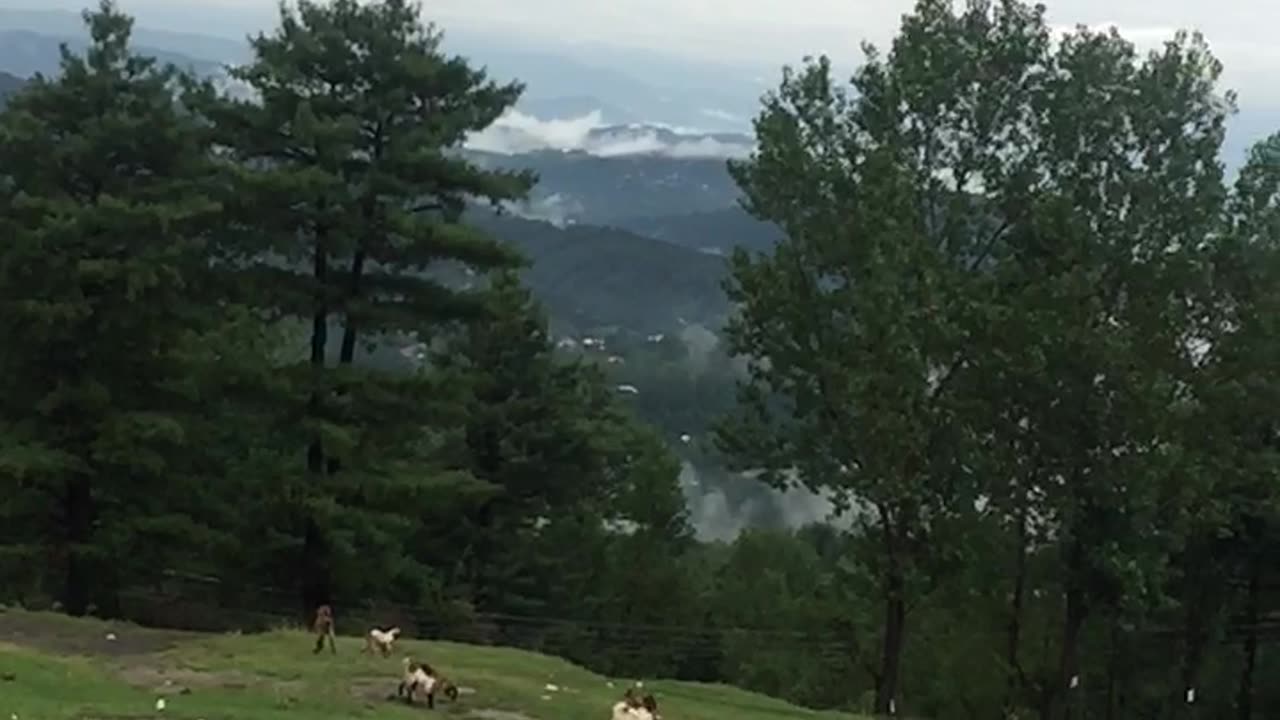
xmin=679 ymin=461 xmax=853 ymax=543
xmin=466 ymin=109 xmax=755 ymax=159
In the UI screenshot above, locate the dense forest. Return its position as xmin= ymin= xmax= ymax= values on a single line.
xmin=2 ymin=1 xmax=1280 ymax=719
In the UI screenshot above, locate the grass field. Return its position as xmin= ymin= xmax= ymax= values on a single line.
xmin=0 ymin=608 xmax=867 ymax=720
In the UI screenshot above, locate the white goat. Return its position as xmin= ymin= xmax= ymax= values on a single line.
xmin=363 ymin=626 xmax=401 ymax=657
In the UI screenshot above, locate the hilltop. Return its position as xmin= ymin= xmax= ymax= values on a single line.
xmin=0 ymin=609 xmax=865 ymax=720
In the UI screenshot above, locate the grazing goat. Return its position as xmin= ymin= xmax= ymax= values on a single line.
xmin=312 ymin=605 xmax=336 ymax=654
xmin=363 ymin=626 xmax=401 ymax=657
xmin=399 ymin=657 xmax=459 ymax=708
xmin=611 ymin=688 xmax=660 ymax=720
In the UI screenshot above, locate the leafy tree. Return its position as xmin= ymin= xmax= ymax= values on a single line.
xmin=203 ymin=0 xmax=532 ymax=610
xmin=720 ymin=1 xmax=1235 ymax=715
xmin=0 ymin=1 xmax=220 ymax=615
xmin=716 ymin=0 xmax=1038 ymax=709
xmin=1186 ymin=134 xmax=1280 ymax=720
xmin=974 ymin=21 xmax=1230 ymax=720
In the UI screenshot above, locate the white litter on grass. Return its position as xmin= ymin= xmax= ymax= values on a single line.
xmin=1069 ymin=675 xmax=1079 ymax=689
xmin=1186 ymin=687 xmax=1196 ymax=703
xmin=606 ymin=681 xmax=615 ymax=688
xmin=635 ymin=681 xmax=644 ymax=688
xmin=155 ymin=697 xmax=166 ymax=711
xmin=544 ymin=683 xmax=559 ymax=692
xmin=540 ymin=694 xmax=552 ymax=701
xmin=105 ymin=632 xmax=116 ymax=641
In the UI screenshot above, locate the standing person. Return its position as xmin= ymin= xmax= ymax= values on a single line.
xmin=312 ymin=604 xmax=336 ymax=654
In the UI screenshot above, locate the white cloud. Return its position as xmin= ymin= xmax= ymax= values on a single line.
xmin=466 ymin=109 xmax=605 ymax=154
xmin=465 ymin=109 xmax=754 ymax=159
xmin=679 ymin=461 xmax=851 ymax=542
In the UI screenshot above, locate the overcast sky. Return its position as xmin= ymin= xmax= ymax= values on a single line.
xmin=5 ymin=0 xmax=1279 ymax=111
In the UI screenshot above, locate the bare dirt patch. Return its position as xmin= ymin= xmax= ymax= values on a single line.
xmin=348 ymin=676 xmax=400 ymax=703
xmin=0 ymin=607 xmax=196 ymax=657
xmin=115 ymin=663 xmax=304 ymax=695
xmin=466 ymin=710 xmax=535 ymax=720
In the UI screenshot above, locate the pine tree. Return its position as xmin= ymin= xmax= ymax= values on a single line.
xmin=0 ymin=1 xmax=221 ymax=614
xmin=203 ymin=0 xmax=532 ymax=610
xmin=437 ymin=271 xmax=692 ymax=613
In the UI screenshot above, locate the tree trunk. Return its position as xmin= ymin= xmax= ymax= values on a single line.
xmin=338 ymin=248 xmax=365 ymax=366
xmin=1052 ymin=585 xmax=1087 ymax=720
xmin=1104 ymin=623 xmax=1119 ymax=720
xmin=325 ymin=249 xmax=366 ymax=477
xmin=1042 ymin=536 xmax=1087 ymax=720
xmin=1004 ymin=508 xmax=1030 ymax=717
xmin=875 ymin=514 xmax=907 ymax=716
xmin=302 ymin=235 xmax=330 ymax=615
xmin=876 ymin=586 xmax=906 ymax=716
xmin=63 ymin=474 xmax=93 ymax=616
xmin=1180 ymin=568 xmax=1210 ymax=717
xmin=1235 ymin=554 xmax=1261 ymax=720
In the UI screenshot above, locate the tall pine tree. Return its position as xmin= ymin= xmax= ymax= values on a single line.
xmin=0 ymin=1 xmax=221 ymax=615
xmin=204 ymin=0 xmax=532 ymax=611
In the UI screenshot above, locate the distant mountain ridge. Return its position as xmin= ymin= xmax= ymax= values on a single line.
xmin=465 ymin=148 xmax=744 ymax=225
xmin=0 ymin=7 xmax=249 ymax=63
xmin=0 ymin=28 xmax=224 ymax=80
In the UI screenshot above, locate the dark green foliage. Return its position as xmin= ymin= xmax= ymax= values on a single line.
xmin=0 ymin=1 xmax=221 ymax=615
xmin=199 ymin=0 xmax=535 ymax=610
xmin=0 ymin=71 xmax=23 ymax=109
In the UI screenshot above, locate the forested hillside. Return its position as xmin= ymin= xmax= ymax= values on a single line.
xmin=3 ymin=2 xmax=1280 ymax=720
xmin=471 ymin=210 xmax=731 ymax=333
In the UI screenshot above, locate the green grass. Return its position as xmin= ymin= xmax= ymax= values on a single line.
xmin=0 ymin=609 xmax=866 ymax=720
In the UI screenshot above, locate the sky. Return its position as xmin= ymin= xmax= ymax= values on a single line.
xmin=80 ymin=0 xmax=1277 ymax=102
xmin=3 ymin=0 xmax=1278 ymax=159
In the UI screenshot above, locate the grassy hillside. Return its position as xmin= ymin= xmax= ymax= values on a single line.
xmin=0 ymin=609 xmax=866 ymax=720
